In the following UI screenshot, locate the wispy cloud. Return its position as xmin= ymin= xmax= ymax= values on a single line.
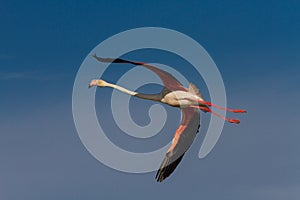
xmin=249 ymin=185 xmax=300 ymax=200
xmin=0 ymin=71 xmax=64 ymax=81
xmin=0 ymin=54 xmax=13 ymax=60
xmin=0 ymin=72 xmax=26 ymax=80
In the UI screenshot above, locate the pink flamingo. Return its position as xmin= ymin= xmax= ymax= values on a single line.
xmin=89 ymin=54 xmax=246 ymax=182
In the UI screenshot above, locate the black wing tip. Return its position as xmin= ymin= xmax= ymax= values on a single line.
xmin=92 ymin=54 xmax=137 ymax=65
xmin=155 ymin=154 xmax=185 ymax=183
xmin=92 ymin=53 xmax=104 ymax=60
xmin=92 ymin=54 xmax=115 ymax=63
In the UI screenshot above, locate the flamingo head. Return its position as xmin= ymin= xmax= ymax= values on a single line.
xmin=88 ymin=79 xmax=108 ymax=88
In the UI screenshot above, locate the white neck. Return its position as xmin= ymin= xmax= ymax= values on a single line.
xmin=102 ymin=82 xmax=137 ymax=96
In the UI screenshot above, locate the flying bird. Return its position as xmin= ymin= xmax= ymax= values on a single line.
xmin=89 ymin=54 xmax=246 ymax=182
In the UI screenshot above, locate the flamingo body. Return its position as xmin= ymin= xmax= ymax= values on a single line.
xmin=89 ymin=54 xmax=245 ymax=182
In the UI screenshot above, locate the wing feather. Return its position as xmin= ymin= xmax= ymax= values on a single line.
xmin=188 ymin=82 xmax=202 ymax=98
xmin=155 ymin=107 xmax=200 ymax=182
xmin=92 ymin=54 xmax=187 ymax=92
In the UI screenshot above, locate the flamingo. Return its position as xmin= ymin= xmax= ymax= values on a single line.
xmin=89 ymin=54 xmax=246 ymax=182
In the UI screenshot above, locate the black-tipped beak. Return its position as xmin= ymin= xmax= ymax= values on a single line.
xmin=88 ymin=84 xmax=92 ymax=88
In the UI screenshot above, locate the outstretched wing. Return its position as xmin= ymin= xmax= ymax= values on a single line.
xmin=92 ymin=54 xmax=187 ymax=92
xmin=156 ymin=107 xmax=200 ymax=182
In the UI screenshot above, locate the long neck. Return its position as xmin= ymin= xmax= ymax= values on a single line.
xmin=104 ymin=82 xmax=137 ymax=96
xmin=100 ymin=81 xmax=162 ymax=101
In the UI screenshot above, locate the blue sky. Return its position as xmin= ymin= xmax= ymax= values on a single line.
xmin=1 ymin=0 xmax=300 ymax=199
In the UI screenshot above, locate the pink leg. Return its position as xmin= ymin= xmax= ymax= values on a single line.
xmin=190 ymin=106 xmax=240 ymax=124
